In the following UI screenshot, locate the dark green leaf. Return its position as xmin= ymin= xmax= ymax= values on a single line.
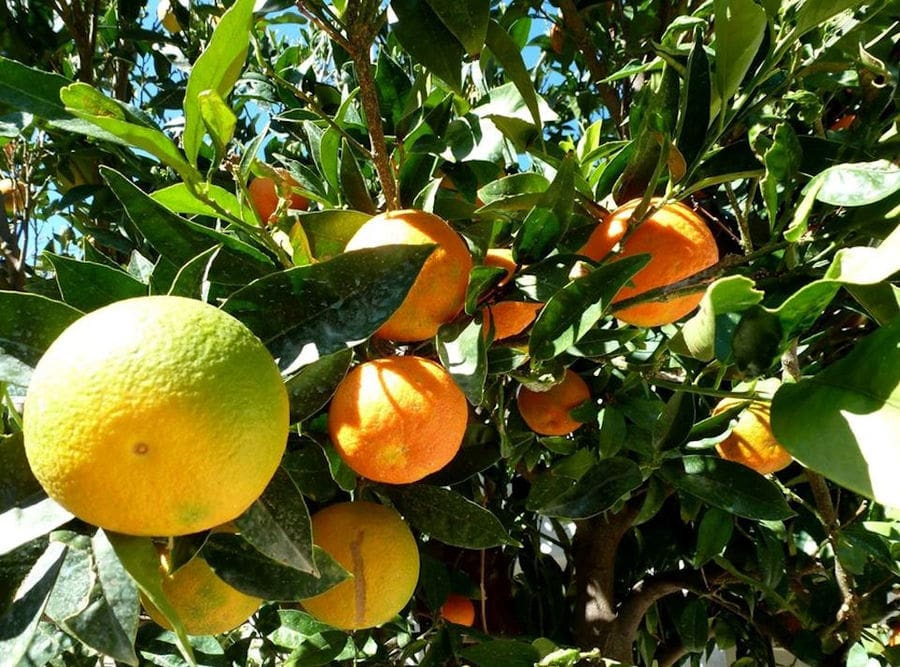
xmin=771 ymin=318 xmax=900 ymax=507
xmin=183 ymin=0 xmax=253 ymax=165
xmin=0 ymin=498 xmax=74 ymax=557
xmin=221 ymin=245 xmax=433 ymax=374
xmin=285 ymin=348 xmax=352 ymax=423
xmin=165 ymin=246 xmax=221 ymax=299
xmin=338 ymin=140 xmax=375 ymax=214
xmin=234 ymin=467 xmax=315 ymax=574
xmin=391 ymin=0 xmax=464 ymax=92
xmin=515 ymin=207 xmax=562 ymax=265
xmin=484 ymin=20 xmax=542 ymax=128
xmin=677 ymin=30 xmax=712 ymax=168
xmin=0 ymin=433 xmax=42 ymax=514
xmin=792 ymin=0 xmax=868 ymax=40
xmin=460 ymin=639 xmax=540 ymax=667
xmin=713 ymin=0 xmax=766 ymax=104
xmin=424 ymin=0 xmax=490 ymax=58
xmin=730 ymin=306 xmax=782 ymax=376
xmin=676 ymin=598 xmax=708 ymax=652
xmin=47 ymin=254 xmax=146 ymax=312
xmin=653 ymin=391 xmax=695 ymax=451
xmin=465 ymin=265 xmax=507 ymax=315
xmin=659 ymin=456 xmax=794 ymax=520
xmin=386 ymin=485 xmax=516 ymax=549
xmin=104 ymin=168 xmax=274 ymax=285
xmin=202 ymin=533 xmax=349 ymax=601
xmin=529 ymin=255 xmax=649 ymax=361
xmin=478 ymin=173 xmax=548 ymax=204
xmin=527 ymin=458 xmax=643 ymax=520
xmin=280 ymin=445 xmax=340 ymax=504
xmin=0 ymin=292 xmax=81 ymax=386
xmin=694 ymin=507 xmax=733 ymax=566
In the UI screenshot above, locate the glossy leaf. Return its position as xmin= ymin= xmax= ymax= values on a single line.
xmin=197 ymin=90 xmax=238 ymax=164
xmin=338 ymin=139 xmax=375 ymax=214
xmin=814 ymin=159 xmax=899 ymax=208
xmin=437 ymin=317 xmax=488 ymax=406
xmin=484 ymin=20 xmax=542 ymax=128
xmin=677 ymin=30 xmax=712 ymax=167
xmin=771 ymin=318 xmax=900 ymax=507
xmin=221 ymin=245 xmax=433 ymax=374
xmin=165 ymin=246 xmax=221 ymax=300
xmin=386 ymin=485 xmax=516 ymax=548
xmin=0 ymin=498 xmax=74 ymax=557
xmin=201 ymin=533 xmax=349 ymax=601
xmin=0 ymin=292 xmax=81 ymax=386
xmin=713 ymin=0 xmax=766 ymax=104
xmin=391 ymin=0 xmax=464 ymax=91
xmin=529 ymin=255 xmax=649 ymax=361
xmin=659 ymin=456 xmax=794 ymax=520
xmin=46 ymin=254 xmax=146 ymax=313
xmin=527 ymin=458 xmax=643 ymax=520
xmin=182 ymin=0 xmax=253 ymax=166
xmin=151 ymin=183 xmax=244 ymax=221
xmin=284 ymin=348 xmax=352 ymax=424
xmin=694 ymin=507 xmax=733 ymax=566
xmin=460 ymin=639 xmax=540 ymax=667
xmin=425 ymin=0 xmax=490 ymax=58
xmin=295 ymin=209 xmax=370 ymax=260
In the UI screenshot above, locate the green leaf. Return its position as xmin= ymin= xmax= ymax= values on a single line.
xmin=296 ymin=209 xmax=371 ymax=261
xmin=478 ymin=173 xmax=549 ymax=204
xmin=201 ymin=533 xmax=349 ymax=601
xmin=730 ymin=306 xmax=783 ymax=375
xmin=0 ymin=292 xmax=81 ymax=386
xmin=221 ymin=245 xmax=433 ymax=374
xmin=813 ymin=160 xmax=900 ymax=208
xmin=0 ymin=542 xmax=67 ymax=666
xmin=234 ymin=467 xmax=316 ymax=574
xmin=47 ymin=254 xmax=146 ymax=312
xmin=676 ymin=598 xmax=708 ymax=652
xmin=285 ymin=348 xmax=352 ymax=424
xmin=338 ymin=139 xmax=375 ymax=214
xmin=676 ymin=30 xmax=712 ymax=168
xmin=151 ymin=183 xmax=244 ymax=221
xmin=165 ymin=246 xmax=221 ymax=299
xmin=106 ymin=533 xmax=195 ymax=665
xmin=791 ymin=0 xmax=867 ymax=40
xmin=771 ymin=318 xmax=900 ymax=507
xmin=88 ymin=531 xmax=140 ymax=663
xmin=391 ymin=0 xmax=464 ymax=92
xmin=61 ymin=84 xmax=200 ymax=185
xmin=760 ymin=123 xmax=801 ymax=225
xmin=104 ymin=168 xmax=275 ymax=285
xmin=0 ymin=56 xmax=116 ymax=139
xmin=0 ymin=498 xmax=74 ymax=557
xmin=527 ymin=458 xmax=643 ymax=520
xmin=424 ymin=0 xmax=490 ymax=58
xmin=672 ymin=276 xmax=764 ymax=361
xmin=484 ymin=20 xmax=542 ymax=128
xmin=659 ymin=456 xmax=794 ymax=520
xmin=694 ymin=507 xmax=733 ymax=566
xmin=0 ymin=433 xmax=42 ymax=514
xmin=386 ymin=485 xmax=516 ymax=549
xmin=182 ymin=0 xmax=253 ymax=166
xmin=280 ymin=445 xmax=340 ymax=504
xmin=516 ymin=209 xmax=564 ymax=265
xmin=437 ymin=317 xmax=488 ymax=406
xmin=197 ymin=90 xmax=237 ymax=164
xmin=529 ymin=255 xmax=649 ymax=361
xmin=460 ymin=639 xmax=540 ymax=667
xmin=713 ymin=0 xmax=767 ymax=104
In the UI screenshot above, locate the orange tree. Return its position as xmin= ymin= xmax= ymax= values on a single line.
xmin=1 ymin=0 xmax=898 ymax=665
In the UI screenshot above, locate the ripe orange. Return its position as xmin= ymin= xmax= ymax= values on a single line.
xmin=484 ymin=301 xmax=543 ymax=341
xmin=301 ymin=502 xmax=420 ymax=630
xmin=24 ymin=295 xmax=289 ymax=536
xmin=248 ymin=168 xmax=309 ymax=224
xmin=517 ymin=369 xmax=590 ymax=436
xmin=579 ymin=198 xmax=719 ymax=327
xmin=343 ymin=209 xmax=473 ymax=341
xmin=1 ymin=178 xmax=26 ymax=216
xmin=440 ymin=593 xmax=476 ymax=626
xmin=328 ymin=356 xmax=468 ymax=484
xmin=549 ymin=22 xmax=565 ymax=55
xmin=483 ymin=248 xmax=517 ymax=287
xmin=829 ymin=113 xmax=856 ymax=131
xmin=712 ymin=380 xmax=792 ymax=475
xmin=142 ymin=548 xmax=261 ymax=635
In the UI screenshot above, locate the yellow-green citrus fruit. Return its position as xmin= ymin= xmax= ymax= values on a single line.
xmin=142 ymin=550 xmax=261 ymax=636
xmin=328 ymin=356 xmax=467 ymax=484
xmin=713 ymin=382 xmax=793 ymax=475
xmin=579 ymin=198 xmax=719 ymax=327
xmin=343 ymin=209 xmax=473 ymax=342
xmin=517 ymin=369 xmax=590 ymax=436
xmin=302 ymin=502 xmax=420 ymax=630
xmin=24 ymin=295 xmax=289 ymax=536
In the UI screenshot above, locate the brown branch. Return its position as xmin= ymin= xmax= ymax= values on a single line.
xmin=557 ymin=0 xmax=623 ymax=134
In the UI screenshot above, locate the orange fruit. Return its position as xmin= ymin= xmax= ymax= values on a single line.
xmin=712 ymin=380 xmax=792 ymax=475
xmin=579 ymin=198 xmax=719 ymax=327
xmin=440 ymin=593 xmax=476 ymax=626
xmin=343 ymin=209 xmax=473 ymax=341
xmin=142 ymin=548 xmax=261 ymax=636
xmin=829 ymin=113 xmax=856 ymax=131
xmin=302 ymin=502 xmax=420 ymax=630
xmin=483 ymin=248 xmax=517 ymax=287
xmin=248 ymin=168 xmax=309 ymax=224
xmin=484 ymin=301 xmax=543 ymax=341
xmin=517 ymin=369 xmax=590 ymax=436
xmin=328 ymin=356 xmax=468 ymax=484
xmin=1 ymin=178 xmax=26 ymax=216
xmin=24 ymin=295 xmax=289 ymax=536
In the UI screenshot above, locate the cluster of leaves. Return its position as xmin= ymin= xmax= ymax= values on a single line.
xmin=1 ymin=0 xmax=899 ymax=666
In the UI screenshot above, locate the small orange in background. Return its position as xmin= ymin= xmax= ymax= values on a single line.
xmin=344 ymin=209 xmax=473 ymax=342
xmin=483 ymin=247 xmax=517 ymax=287
xmin=440 ymin=593 xmax=476 ymax=626
xmin=517 ymin=369 xmax=590 ymax=436
xmin=712 ymin=380 xmax=792 ymax=475
xmin=549 ymin=22 xmax=565 ymax=55
xmin=328 ymin=356 xmax=468 ymax=484
xmin=248 ymin=168 xmax=309 ymax=224
xmin=1 ymin=178 xmax=26 ymax=216
xmin=580 ymin=198 xmax=719 ymax=327
xmin=828 ymin=114 xmax=856 ymax=131
xmin=484 ymin=301 xmax=543 ymax=341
